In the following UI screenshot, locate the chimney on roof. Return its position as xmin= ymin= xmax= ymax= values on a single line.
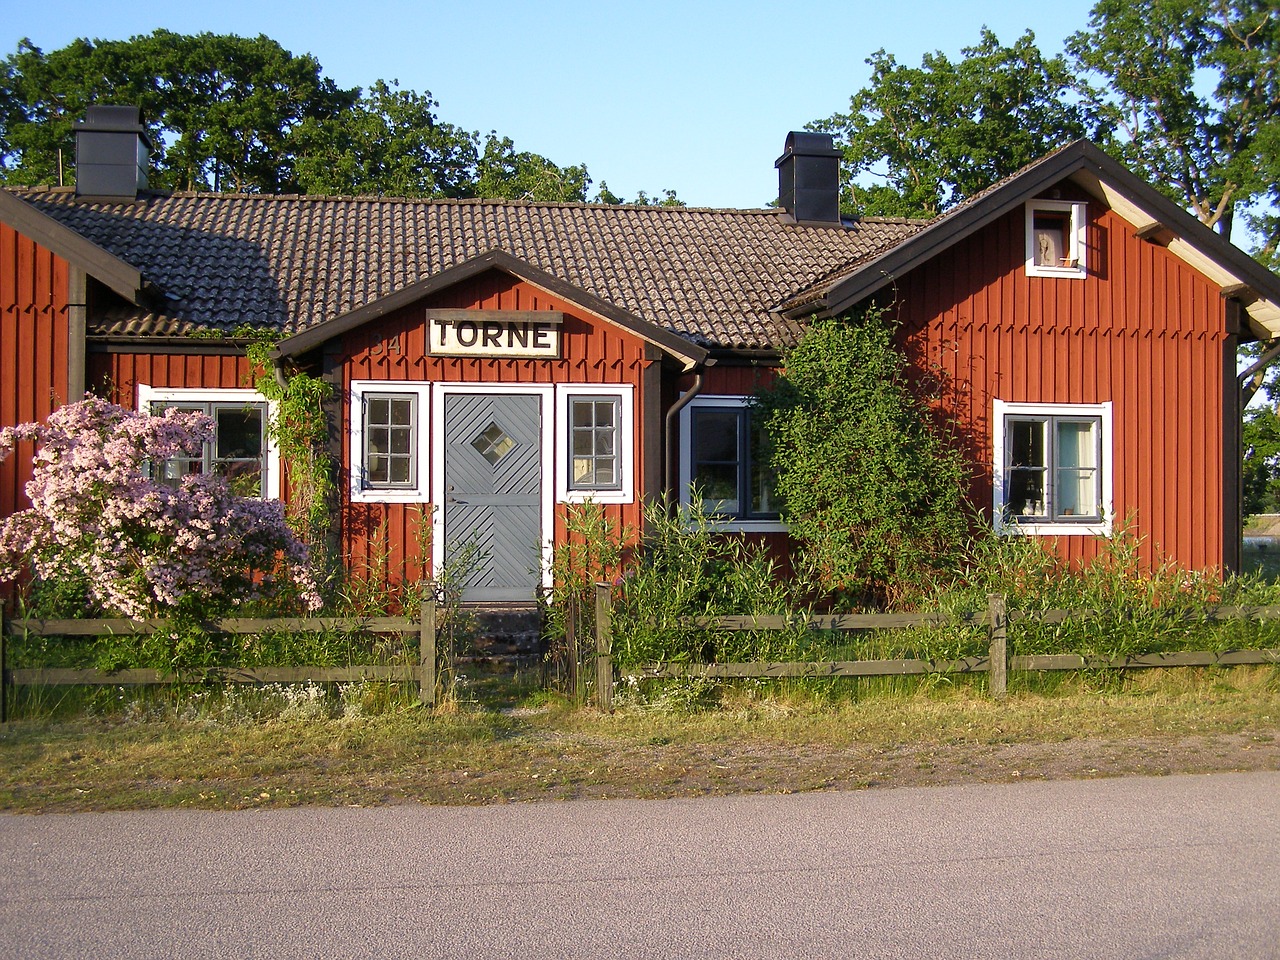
xmin=74 ymin=105 xmax=150 ymax=201
xmin=775 ymin=132 xmax=842 ymax=225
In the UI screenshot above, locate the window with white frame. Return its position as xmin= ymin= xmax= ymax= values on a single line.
xmin=1026 ymin=200 xmax=1087 ymax=278
xmin=555 ymin=385 xmax=633 ymax=503
xmin=680 ymin=397 xmax=781 ymax=527
xmin=569 ymin=395 xmax=621 ymax=491
xmin=139 ymin=387 xmax=278 ymax=500
xmin=350 ymin=381 xmax=430 ymax=502
xmin=994 ymin=400 xmax=1112 ymax=535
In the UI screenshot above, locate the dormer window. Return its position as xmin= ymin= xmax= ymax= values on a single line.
xmin=1026 ymin=201 xmax=1087 ymax=278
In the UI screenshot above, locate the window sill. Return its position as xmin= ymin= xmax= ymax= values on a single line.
xmin=1000 ymin=520 xmax=1109 ymax=537
xmin=1026 ymin=265 xmax=1086 ymax=280
xmin=351 ymin=488 xmax=429 ymax=504
xmin=688 ymin=518 xmax=789 ymax=534
xmin=559 ymin=489 xmax=633 ymax=505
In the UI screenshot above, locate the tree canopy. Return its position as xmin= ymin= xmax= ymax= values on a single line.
xmin=813 ymin=29 xmax=1087 ymax=219
xmin=0 ymin=30 xmax=681 ymax=204
xmin=814 ymin=1 xmax=1280 ymax=260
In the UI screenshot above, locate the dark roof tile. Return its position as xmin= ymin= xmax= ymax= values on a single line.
xmin=12 ymin=190 xmax=922 ymax=351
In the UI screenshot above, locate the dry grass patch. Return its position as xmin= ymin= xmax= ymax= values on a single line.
xmin=1 ymin=666 xmax=1278 ymax=813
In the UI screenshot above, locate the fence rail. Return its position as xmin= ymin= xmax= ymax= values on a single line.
xmin=0 ymin=604 xmax=440 ymax=722
xmin=591 ymin=586 xmax=1280 ymax=711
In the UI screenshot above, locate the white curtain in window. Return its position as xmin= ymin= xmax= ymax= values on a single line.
xmin=1055 ymin=421 xmax=1096 ymax=516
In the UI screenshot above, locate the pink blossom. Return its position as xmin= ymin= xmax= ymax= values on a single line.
xmin=0 ymin=397 xmax=321 ymax=617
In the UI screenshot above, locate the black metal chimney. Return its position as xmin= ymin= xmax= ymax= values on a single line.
xmin=74 ymin=106 xmax=150 ymax=200
xmin=775 ymin=132 xmax=842 ymax=225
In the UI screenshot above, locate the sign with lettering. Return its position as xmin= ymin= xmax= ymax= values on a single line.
xmin=426 ymin=310 xmax=563 ymax=360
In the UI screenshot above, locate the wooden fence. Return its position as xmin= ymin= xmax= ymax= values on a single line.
xmin=590 ymin=586 xmax=1280 ymax=711
xmin=0 ymin=603 xmax=442 ymax=722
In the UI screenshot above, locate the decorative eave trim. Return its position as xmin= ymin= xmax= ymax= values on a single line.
xmin=272 ymin=248 xmax=708 ymax=371
xmin=0 ymin=189 xmax=148 ymax=303
xmin=788 ymin=140 xmax=1280 ymax=338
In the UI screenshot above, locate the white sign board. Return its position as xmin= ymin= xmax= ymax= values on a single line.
xmin=426 ymin=310 xmax=562 ymax=360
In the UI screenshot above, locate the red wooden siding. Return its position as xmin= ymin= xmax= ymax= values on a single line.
xmin=893 ymin=194 xmax=1229 ymax=571
xmin=338 ymin=270 xmax=657 ymax=590
xmin=0 ymin=224 xmax=70 ymax=516
xmin=91 ymin=352 xmax=252 ymax=405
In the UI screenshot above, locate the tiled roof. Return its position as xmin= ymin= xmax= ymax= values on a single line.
xmin=10 ymin=189 xmax=924 ymax=352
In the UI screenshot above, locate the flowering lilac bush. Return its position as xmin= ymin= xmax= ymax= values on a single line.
xmin=0 ymin=397 xmax=322 ymax=619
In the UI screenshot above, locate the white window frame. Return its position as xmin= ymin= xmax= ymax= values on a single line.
xmin=1025 ymin=200 xmax=1087 ymax=279
xmin=555 ymin=384 xmax=634 ymax=504
xmin=137 ymin=385 xmax=281 ymax=501
xmin=678 ymin=395 xmax=787 ymax=533
xmin=350 ymin=380 xmax=431 ymax=503
xmin=993 ymin=400 xmax=1113 ymax=537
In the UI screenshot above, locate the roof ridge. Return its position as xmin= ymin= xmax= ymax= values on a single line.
xmin=7 ymin=184 xmax=788 ymax=215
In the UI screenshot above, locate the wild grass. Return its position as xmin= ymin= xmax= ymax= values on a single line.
xmin=0 ymin=663 xmax=1276 ymax=813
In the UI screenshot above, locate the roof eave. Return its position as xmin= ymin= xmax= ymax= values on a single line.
xmin=792 ymin=141 xmax=1280 ymax=335
xmin=0 ymin=189 xmax=148 ymax=303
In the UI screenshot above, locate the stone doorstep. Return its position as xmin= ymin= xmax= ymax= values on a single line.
xmin=452 ymin=603 xmax=546 ymax=659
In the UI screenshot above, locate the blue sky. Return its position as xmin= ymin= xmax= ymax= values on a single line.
xmin=6 ymin=0 xmax=1098 ymax=207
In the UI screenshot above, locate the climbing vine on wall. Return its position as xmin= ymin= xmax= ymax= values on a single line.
xmin=245 ymin=334 xmax=336 ymax=569
xmin=753 ymin=306 xmax=971 ymax=609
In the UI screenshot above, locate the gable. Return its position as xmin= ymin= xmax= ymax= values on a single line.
xmin=275 ymin=250 xmax=709 ymax=371
xmin=790 ymin=141 xmax=1280 ymax=341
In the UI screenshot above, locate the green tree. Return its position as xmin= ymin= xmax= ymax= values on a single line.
xmin=291 ymin=80 xmax=478 ymax=198
xmin=1243 ymin=406 xmax=1280 ymax=515
xmin=0 ymin=31 xmax=356 ymax=192
xmin=1067 ymin=0 xmax=1280 ymax=245
xmin=813 ymin=28 xmax=1088 ymax=218
xmin=593 ymin=181 xmax=685 ymax=206
xmin=473 ymin=134 xmax=589 ymax=202
xmin=753 ymin=309 xmax=970 ymax=608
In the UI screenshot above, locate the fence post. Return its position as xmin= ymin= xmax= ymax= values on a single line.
xmin=420 ymin=599 xmax=437 ymax=707
xmin=0 ymin=607 xmax=6 ymax=723
xmin=988 ymin=593 xmax=1007 ymax=701
xmin=566 ymin=592 xmax=580 ymax=705
xmin=594 ymin=582 xmax=614 ymax=712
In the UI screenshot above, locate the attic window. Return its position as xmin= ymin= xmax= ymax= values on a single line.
xmin=1026 ymin=201 xmax=1087 ymax=278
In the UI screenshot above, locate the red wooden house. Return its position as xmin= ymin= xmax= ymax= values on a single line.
xmin=3 ymin=108 xmax=1279 ymax=603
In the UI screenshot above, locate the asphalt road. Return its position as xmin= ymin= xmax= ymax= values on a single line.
xmin=1 ymin=772 xmax=1277 ymax=959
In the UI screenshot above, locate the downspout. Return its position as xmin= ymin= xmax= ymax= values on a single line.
xmin=664 ymin=360 xmax=714 ymax=512
xmin=272 ymin=357 xmax=290 ymax=392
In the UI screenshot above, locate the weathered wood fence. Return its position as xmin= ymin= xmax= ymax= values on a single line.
xmin=591 ymin=586 xmax=1280 ymax=711
xmin=0 ymin=603 xmax=442 ymax=722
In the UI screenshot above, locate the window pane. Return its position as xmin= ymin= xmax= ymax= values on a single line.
xmin=1056 ymin=421 xmax=1095 ymax=468
xmin=568 ymin=397 xmax=620 ymax=491
xmin=694 ymin=462 xmax=740 ymax=515
xmin=1009 ymin=420 xmax=1045 ymax=467
xmin=695 ymin=411 xmax=740 ymax=463
xmin=749 ymin=415 xmax=777 ymax=516
xmin=1007 ymin=469 xmax=1048 ymax=517
xmin=390 ymin=399 xmax=413 ymax=426
xmin=1055 ymin=468 xmax=1096 ymax=517
xmin=1033 ymin=211 xmax=1070 ymax=266
xmin=364 ymin=394 xmax=417 ymax=488
xmin=595 ymin=428 xmax=615 ymax=457
xmin=217 ymin=459 xmax=263 ymax=498
xmin=214 ymin=408 xmax=263 ymax=459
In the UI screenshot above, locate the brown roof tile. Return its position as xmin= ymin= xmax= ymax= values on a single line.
xmin=12 ymin=190 xmax=922 ymax=351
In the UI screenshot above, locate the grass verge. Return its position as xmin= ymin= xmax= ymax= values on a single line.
xmin=1 ymin=666 xmax=1278 ymax=813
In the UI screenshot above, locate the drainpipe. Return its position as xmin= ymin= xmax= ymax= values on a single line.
xmin=664 ymin=360 xmax=714 ymax=511
xmin=272 ymin=357 xmax=290 ymax=392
